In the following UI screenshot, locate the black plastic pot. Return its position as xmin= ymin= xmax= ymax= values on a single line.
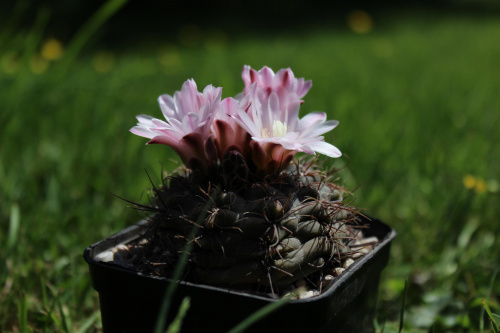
xmin=84 ymin=216 xmax=395 ymax=333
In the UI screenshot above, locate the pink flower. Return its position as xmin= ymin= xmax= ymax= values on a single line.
xmin=233 ymin=66 xmax=341 ymax=174
xmin=233 ymin=89 xmax=341 ymax=173
xmin=130 ymin=79 xmax=221 ymax=170
xmin=239 ymin=65 xmax=312 ymax=115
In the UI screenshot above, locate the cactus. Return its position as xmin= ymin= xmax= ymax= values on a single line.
xmin=127 ymin=65 xmax=368 ymax=296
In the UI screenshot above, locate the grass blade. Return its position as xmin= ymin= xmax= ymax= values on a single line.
xmin=226 ymin=290 xmax=301 ymax=333
xmin=165 ymin=297 xmax=190 ymax=333
xmin=76 ymin=311 xmax=101 ymax=333
xmin=482 ymin=299 xmax=500 ymax=333
xmin=56 ymin=0 xmax=128 ymax=76
xmin=7 ymin=203 xmax=20 ymax=250
xmin=481 ymin=270 xmax=499 ymax=333
xmin=399 ymin=277 xmax=408 ymax=333
xmin=17 ymin=293 xmax=28 ymax=333
xmin=20 ymin=6 xmax=50 ymax=72
xmin=57 ymin=299 xmax=70 ymax=333
xmin=374 ymin=318 xmax=386 ymax=333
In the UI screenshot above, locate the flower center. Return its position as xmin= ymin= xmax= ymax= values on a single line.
xmin=272 ymin=120 xmax=287 ymax=137
xmin=262 ymin=120 xmax=287 ymax=138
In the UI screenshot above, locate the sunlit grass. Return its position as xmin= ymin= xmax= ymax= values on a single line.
xmin=1 ymin=6 xmax=499 ymax=332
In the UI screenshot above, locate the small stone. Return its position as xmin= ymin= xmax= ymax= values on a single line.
xmin=358 ymin=236 xmax=378 ymax=252
xmin=298 ymin=290 xmax=320 ymax=299
xmin=360 ymin=236 xmax=379 ymax=245
xmin=113 ymin=244 xmax=130 ymax=263
xmin=94 ymin=250 xmax=114 ymax=262
xmin=113 ymin=244 xmax=129 ymax=253
xmin=321 ymin=275 xmax=335 ymax=288
xmin=334 ymin=267 xmax=345 ymax=276
xmin=352 ymin=247 xmax=370 ymax=259
xmin=343 ymin=258 xmax=355 ymax=269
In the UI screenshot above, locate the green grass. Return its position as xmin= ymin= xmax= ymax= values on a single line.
xmin=1 ymin=6 xmax=500 ymax=332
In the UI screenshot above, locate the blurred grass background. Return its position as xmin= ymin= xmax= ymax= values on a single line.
xmin=1 ymin=0 xmax=499 ymax=331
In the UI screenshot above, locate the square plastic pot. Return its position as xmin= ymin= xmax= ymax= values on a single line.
xmin=84 ymin=215 xmax=395 ymax=333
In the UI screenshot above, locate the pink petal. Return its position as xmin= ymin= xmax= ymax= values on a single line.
xmin=151 ymin=118 xmax=170 ymax=128
xmin=296 ymin=79 xmax=312 ymax=98
xmin=276 ymin=68 xmax=293 ymax=90
xmin=148 ymin=133 xmax=180 ymax=146
xmin=217 ymin=97 xmax=240 ymax=118
xmin=242 ymin=65 xmax=252 ymax=88
xmin=285 ymin=101 xmax=300 ymax=127
xmin=202 ymin=84 xmax=222 ymax=102
xmin=177 ymin=79 xmax=199 ymax=115
xmin=232 ymin=109 xmax=259 ymax=137
xmin=260 ymin=66 xmax=275 ymax=88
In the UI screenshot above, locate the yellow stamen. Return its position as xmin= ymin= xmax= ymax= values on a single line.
xmin=262 ymin=120 xmax=287 ymax=138
xmin=272 ymin=120 xmax=287 ymax=137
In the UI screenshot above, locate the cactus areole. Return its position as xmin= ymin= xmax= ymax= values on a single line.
xmin=84 ymin=66 xmax=396 ymax=332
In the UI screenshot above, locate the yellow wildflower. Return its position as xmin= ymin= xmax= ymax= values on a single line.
xmin=463 ymin=175 xmax=476 ymax=189
xmin=347 ymin=11 xmax=373 ymax=34
xmin=41 ymin=38 xmax=64 ymax=61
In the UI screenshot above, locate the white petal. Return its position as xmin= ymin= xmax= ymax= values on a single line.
xmin=232 ymin=109 xmax=260 ymax=137
xmin=297 ymin=112 xmax=326 ymax=132
xmin=158 ymin=94 xmax=176 ymax=119
xmin=302 ymin=120 xmax=339 ymax=138
xmin=306 ymin=141 xmax=342 ymax=158
xmin=130 ymin=125 xmax=155 ymax=139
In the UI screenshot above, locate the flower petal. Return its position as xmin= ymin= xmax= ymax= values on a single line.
xmin=306 ymin=141 xmax=342 ymax=158
xmin=297 ymin=112 xmax=326 ymax=131
xmin=302 ymin=120 xmax=339 ymax=138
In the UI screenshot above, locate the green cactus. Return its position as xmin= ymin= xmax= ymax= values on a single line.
xmin=130 ymin=152 xmax=362 ymax=296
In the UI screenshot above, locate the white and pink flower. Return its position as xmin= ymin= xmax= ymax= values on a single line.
xmin=232 ymin=75 xmax=341 ymax=173
xmin=130 ymin=79 xmax=221 ymax=170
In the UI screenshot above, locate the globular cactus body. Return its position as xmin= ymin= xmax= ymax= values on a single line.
xmin=136 ymin=153 xmax=360 ymax=295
